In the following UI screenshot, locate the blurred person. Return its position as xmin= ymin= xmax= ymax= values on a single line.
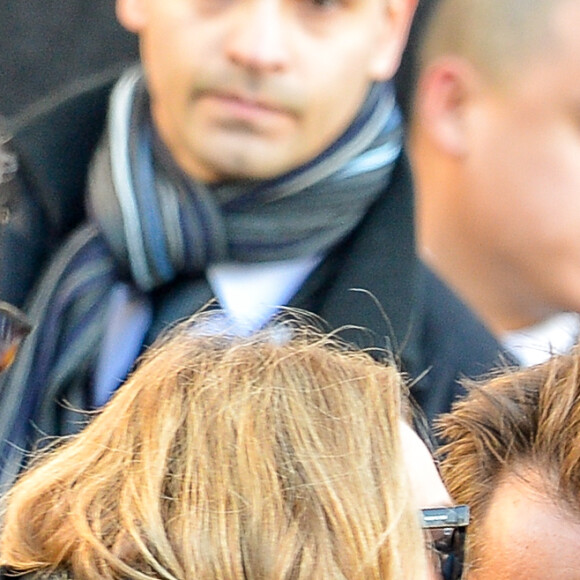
xmin=0 ymin=311 xmax=466 ymax=580
xmin=438 ymin=345 xmax=580 ymax=579
xmin=0 ymin=0 xmax=507 ymax=489
xmin=409 ymin=0 xmax=580 ymax=367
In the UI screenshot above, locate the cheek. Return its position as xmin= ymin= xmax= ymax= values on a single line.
xmin=143 ymin=29 xmax=210 ymax=119
xmin=299 ymin=30 xmax=381 ymax=105
xmin=295 ymin=68 xmax=368 ymax=151
xmin=141 ymin=30 xmax=186 ymax=94
xmin=497 ymin=130 xmax=580 ymax=258
xmin=140 ymin=10 xmax=219 ymax=89
xmin=464 ymin=114 xmax=580 ymax=251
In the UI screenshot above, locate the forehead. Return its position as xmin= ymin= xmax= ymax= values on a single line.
xmin=472 ymin=474 xmax=580 ymax=580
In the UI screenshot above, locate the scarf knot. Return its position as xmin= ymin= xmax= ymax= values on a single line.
xmin=88 ymin=67 xmax=403 ymax=292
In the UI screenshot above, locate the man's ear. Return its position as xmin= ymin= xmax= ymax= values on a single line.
xmin=116 ymin=0 xmax=148 ymax=33
xmin=369 ymin=0 xmax=418 ymax=81
xmin=413 ymin=57 xmax=480 ymax=157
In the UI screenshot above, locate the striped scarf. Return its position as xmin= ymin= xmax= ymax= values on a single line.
xmin=0 ymin=67 xmax=403 ymax=489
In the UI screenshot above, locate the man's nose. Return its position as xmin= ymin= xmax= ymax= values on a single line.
xmin=226 ymin=0 xmax=290 ymax=73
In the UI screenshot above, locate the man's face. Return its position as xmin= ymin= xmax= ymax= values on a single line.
xmin=468 ymin=474 xmax=580 ymax=580
xmin=117 ymin=0 xmax=414 ymax=182
xmin=451 ymin=0 xmax=580 ymax=325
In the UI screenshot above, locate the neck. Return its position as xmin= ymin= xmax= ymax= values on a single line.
xmin=423 ymin=244 xmax=558 ymax=335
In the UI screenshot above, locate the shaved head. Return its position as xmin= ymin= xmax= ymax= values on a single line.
xmin=409 ymin=0 xmax=580 ymax=335
xmin=419 ymin=0 xmax=557 ymax=85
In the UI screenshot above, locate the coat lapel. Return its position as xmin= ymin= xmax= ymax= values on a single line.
xmin=290 ymin=153 xmax=421 ymax=372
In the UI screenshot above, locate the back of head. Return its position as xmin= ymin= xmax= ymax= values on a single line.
xmin=402 ymin=0 xmax=559 ymax=124
xmin=408 ymin=0 xmax=580 ymax=339
xmin=407 ymin=0 xmax=558 ymax=162
xmin=417 ymin=0 xmax=553 ymax=90
xmin=437 ymin=346 xmax=580 ymax=566
xmin=1 ymin=312 xmax=427 ymax=579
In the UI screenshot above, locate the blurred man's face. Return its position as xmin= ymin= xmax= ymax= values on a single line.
xmin=468 ymin=473 xmax=580 ymax=580
xmin=117 ymin=0 xmax=415 ymax=182
xmin=435 ymin=0 xmax=580 ymax=329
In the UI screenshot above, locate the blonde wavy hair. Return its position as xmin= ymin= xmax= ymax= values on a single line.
xmin=1 ymin=312 xmax=427 ymax=579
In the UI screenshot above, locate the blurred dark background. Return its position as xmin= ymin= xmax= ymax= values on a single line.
xmin=0 ymin=1 xmax=138 ymax=119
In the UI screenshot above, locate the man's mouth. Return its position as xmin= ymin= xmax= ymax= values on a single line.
xmin=199 ymin=90 xmax=295 ymax=124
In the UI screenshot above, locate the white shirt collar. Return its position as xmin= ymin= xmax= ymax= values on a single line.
xmin=501 ymin=311 xmax=580 ymax=367
xmin=207 ymin=255 xmax=322 ymax=335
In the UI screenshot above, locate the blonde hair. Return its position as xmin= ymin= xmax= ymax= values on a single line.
xmin=437 ymin=345 xmax=580 ymax=569
xmin=1 ymin=312 xmax=427 ymax=579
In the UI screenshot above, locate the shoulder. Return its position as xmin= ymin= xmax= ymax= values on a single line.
xmin=411 ymin=262 xmax=512 ymax=423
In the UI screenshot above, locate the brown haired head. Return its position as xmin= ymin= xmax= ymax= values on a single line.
xmin=1 ymin=310 xmax=427 ymax=580
xmin=437 ymin=346 xmax=580 ymax=570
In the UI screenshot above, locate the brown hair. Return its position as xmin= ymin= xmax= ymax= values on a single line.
xmin=437 ymin=346 xmax=580 ymax=567
xmin=1 ymin=311 xmax=427 ymax=579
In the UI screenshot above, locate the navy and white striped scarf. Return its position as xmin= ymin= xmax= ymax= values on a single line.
xmin=0 ymin=67 xmax=403 ymax=488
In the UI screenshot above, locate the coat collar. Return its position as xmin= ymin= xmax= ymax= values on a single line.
xmin=290 ymin=151 xmax=421 ymax=372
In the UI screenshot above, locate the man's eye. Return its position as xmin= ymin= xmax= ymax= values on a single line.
xmin=301 ymin=0 xmax=342 ymax=12
xmin=310 ymin=0 xmax=338 ymax=7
